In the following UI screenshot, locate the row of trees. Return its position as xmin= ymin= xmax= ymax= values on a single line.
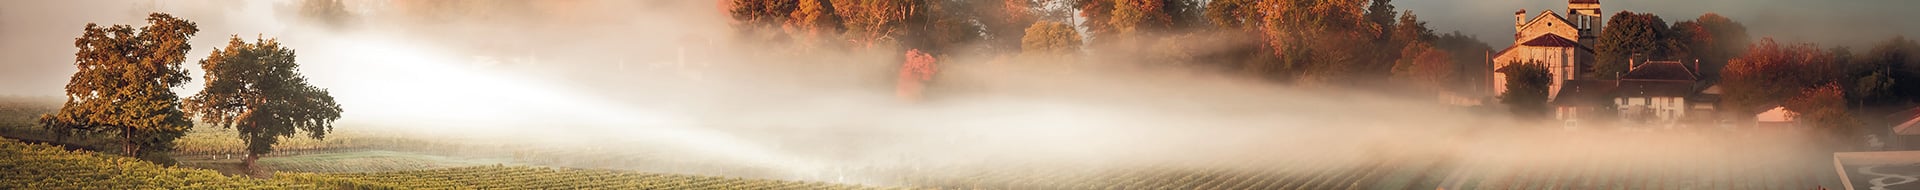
xmin=726 ymin=0 xmax=1492 ymax=95
xmin=37 ymin=13 xmax=343 ymax=169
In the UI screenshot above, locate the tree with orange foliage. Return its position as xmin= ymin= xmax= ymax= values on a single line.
xmin=898 ymin=49 xmax=939 ymax=102
xmin=1107 ymin=0 xmax=1170 ymax=37
xmin=835 ymin=0 xmax=923 ymax=49
xmin=1393 ymin=41 xmax=1454 ymax=95
xmin=784 ymin=0 xmax=841 ymax=50
xmin=1785 ymin=83 xmax=1862 ymax=148
xmin=1722 ymin=39 xmax=1844 ymax=114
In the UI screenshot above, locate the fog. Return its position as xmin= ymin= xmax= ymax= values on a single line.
xmin=0 ymin=0 xmax=1835 ymax=187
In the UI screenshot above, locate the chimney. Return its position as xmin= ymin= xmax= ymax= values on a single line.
xmin=1515 ymin=9 xmax=1527 ymax=32
xmin=1629 ymin=53 xmax=1640 ymax=69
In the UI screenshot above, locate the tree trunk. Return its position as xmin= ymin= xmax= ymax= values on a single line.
xmin=123 ymin=127 xmax=137 ymax=157
xmin=243 ymin=153 xmax=258 ymax=169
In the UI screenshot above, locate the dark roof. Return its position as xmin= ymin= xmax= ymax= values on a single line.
xmin=1551 ymin=80 xmax=1619 ymax=106
xmin=1621 ymin=61 xmax=1697 ymax=81
xmin=1893 ymin=107 xmax=1920 ymax=135
xmin=1571 ymin=0 xmax=1601 ymax=4
xmin=1491 ymin=34 xmax=1594 ymax=59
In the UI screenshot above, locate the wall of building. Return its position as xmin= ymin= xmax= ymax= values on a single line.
xmin=1517 ymin=13 xmax=1580 ymax=45
xmin=1492 ymin=46 xmax=1578 ymax=97
xmin=1617 ymin=96 xmax=1689 ymax=122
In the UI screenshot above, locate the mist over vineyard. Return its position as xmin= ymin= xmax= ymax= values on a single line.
xmin=0 ymin=0 xmax=1897 ymax=189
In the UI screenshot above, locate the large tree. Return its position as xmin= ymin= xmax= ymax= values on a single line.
xmin=1594 ymin=11 xmax=1685 ymax=79
xmin=1786 ymin=83 xmax=1863 ymax=148
xmin=835 ymin=0 xmax=925 ymax=49
xmin=39 ymin=13 xmax=200 ymax=161
xmin=1671 ymin=13 xmax=1750 ymax=81
xmin=784 ymin=0 xmax=843 ymax=50
xmin=183 ymin=37 xmax=343 ymax=169
xmin=1500 ymin=60 xmax=1552 ymax=120
xmin=1721 ymin=39 xmax=1844 ymax=114
xmin=1021 ymin=21 xmax=1083 ymax=56
xmin=1106 ymin=0 xmax=1171 ymax=38
xmin=1394 ymin=41 xmax=1454 ymax=95
xmin=1848 ymin=36 xmax=1920 ymax=107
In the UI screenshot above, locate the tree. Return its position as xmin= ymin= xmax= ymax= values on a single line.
xmin=1203 ymin=0 xmax=1257 ymax=29
xmin=784 ymin=0 xmax=843 ymax=50
xmin=836 ymin=0 xmax=924 ymax=49
xmin=975 ymin=0 xmax=1044 ymax=54
xmin=897 ymin=49 xmax=939 ymax=102
xmin=1433 ymin=32 xmax=1495 ymax=93
xmin=1394 ymin=41 xmax=1454 ymax=95
xmin=1673 ymin=13 xmax=1750 ymax=81
xmin=1594 ymin=11 xmax=1684 ymax=79
xmin=1255 ymin=0 xmax=1379 ymax=84
xmin=1848 ymin=36 xmax=1920 ymax=107
xmin=299 ymin=0 xmax=354 ymax=29
xmin=1785 ymin=83 xmax=1863 ymax=148
xmin=38 ymin=13 xmax=200 ymax=161
xmin=1106 ymin=0 xmax=1171 ymax=37
xmin=1376 ymin=11 xmax=1435 ymax=78
xmin=1722 ymin=38 xmax=1843 ymax=114
xmin=1021 ymin=21 xmax=1083 ymax=56
xmin=183 ymin=37 xmax=343 ymax=169
xmin=1070 ymin=0 xmax=1115 ymax=44
xmin=728 ymin=0 xmax=799 ymax=42
xmin=1500 ymin=60 xmax=1552 ymax=120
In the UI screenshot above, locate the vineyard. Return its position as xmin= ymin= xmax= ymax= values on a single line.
xmin=0 ymin=138 xmax=357 ymax=189
xmin=0 ymin=138 xmax=899 ymax=189
xmin=323 ymin=165 xmax=896 ymax=190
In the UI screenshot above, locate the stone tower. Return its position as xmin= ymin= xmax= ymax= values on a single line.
xmin=1568 ymin=0 xmax=1603 ymax=46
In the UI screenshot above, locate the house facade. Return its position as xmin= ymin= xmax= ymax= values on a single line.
xmin=1492 ymin=0 xmax=1603 ymax=100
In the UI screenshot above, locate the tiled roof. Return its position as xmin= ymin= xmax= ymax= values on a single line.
xmin=1492 ymin=34 xmax=1593 ymax=59
xmin=1893 ymin=107 xmax=1920 ymax=135
xmin=1521 ymin=34 xmax=1583 ymax=47
xmin=1621 ymin=61 xmax=1697 ymax=81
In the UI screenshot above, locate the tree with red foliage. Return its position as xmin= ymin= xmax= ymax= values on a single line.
xmin=898 ymin=49 xmax=939 ymax=102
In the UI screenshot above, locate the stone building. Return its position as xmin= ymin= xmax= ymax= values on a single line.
xmin=1492 ymin=0 xmax=1603 ymax=101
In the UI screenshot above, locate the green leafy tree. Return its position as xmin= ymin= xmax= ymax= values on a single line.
xmin=1500 ymin=60 xmax=1552 ymax=120
xmin=183 ymin=37 xmax=343 ymax=169
xmin=1594 ymin=11 xmax=1684 ymax=79
xmin=38 ymin=13 xmax=199 ymax=161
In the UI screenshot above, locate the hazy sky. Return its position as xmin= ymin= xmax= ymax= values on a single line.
xmin=2 ymin=0 xmax=1916 ymax=96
